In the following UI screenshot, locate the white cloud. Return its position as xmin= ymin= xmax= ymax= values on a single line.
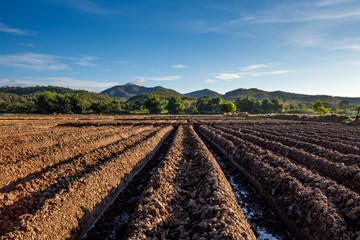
xmin=0 ymin=77 xmax=38 ymax=87
xmin=114 ymin=60 xmax=134 ymax=64
xmin=25 ymin=77 xmax=117 ymax=90
xmin=0 ymin=52 xmax=67 ymax=71
xmin=251 ymin=70 xmax=289 ymax=77
xmin=57 ymin=0 xmax=117 ymax=15
xmin=214 ymin=73 xmax=241 ymax=80
xmin=19 ymin=43 xmax=36 ymax=48
xmin=0 ymin=22 xmax=37 ymax=35
xmin=205 ymin=79 xmax=218 ymax=83
xmin=148 ymin=76 xmax=182 ymax=81
xmin=172 ymin=64 xmax=188 ymax=69
xmin=71 ymin=55 xmax=98 ymax=67
xmin=241 ymin=64 xmax=269 ymax=71
xmin=132 ymin=77 xmax=147 ymax=84
xmin=316 ymin=0 xmax=355 ymax=7
xmin=339 ymin=44 xmax=360 ymax=50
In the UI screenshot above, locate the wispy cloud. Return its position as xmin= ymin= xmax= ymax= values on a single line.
xmin=214 ymin=73 xmax=242 ymax=80
xmin=316 ymin=0 xmax=355 ymax=7
xmin=55 ymin=0 xmax=117 ymax=15
xmin=338 ymin=44 xmax=360 ymax=50
xmin=0 ymin=22 xmax=37 ymax=36
xmin=70 ymin=55 xmax=98 ymax=67
xmin=25 ymin=77 xmax=116 ymax=90
xmin=0 ymin=52 xmax=67 ymax=71
xmin=0 ymin=77 xmax=39 ymax=87
xmin=148 ymin=76 xmax=182 ymax=81
xmin=132 ymin=77 xmax=147 ymax=84
xmin=250 ymin=70 xmax=289 ymax=77
xmin=114 ymin=60 xmax=134 ymax=64
xmin=172 ymin=64 xmax=188 ymax=69
xmin=241 ymin=64 xmax=269 ymax=71
xmin=205 ymin=79 xmax=218 ymax=83
xmin=131 ymin=75 xmax=182 ymax=84
xmin=210 ymin=64 xmax=289 ymax=82
xmin=19 ymin=43 xmax=36 ymax=48
xmin=0 ymin=52 xmax=101 ymax=71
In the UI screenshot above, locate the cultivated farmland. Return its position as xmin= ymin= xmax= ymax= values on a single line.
xmin=0 ymin=115 xmax=359 ymax=239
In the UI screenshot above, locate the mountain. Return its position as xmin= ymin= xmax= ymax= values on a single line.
xmin=222 ymin=88 xmax=360 ymax=103
xmin=128 ymin=91 xmax=196 ymax=101
xmin=0 ymin=86 xmax=79 ymax=95
xmin=101 ymin=83 xmax=178 ymax=99
xmin=185 ymin=89 xmax=222 ymax=98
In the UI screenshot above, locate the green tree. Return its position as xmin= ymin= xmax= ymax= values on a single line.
xmin=339 ymin=100 xmax=350 ymax=109
xmin=144 ymin=95 xmax=163 ymax=114
xmin=70 ymin=94 xmax=89 ymax=113
xmin=235 ymin=96 xmax=261 ymax=114
xmin=313 ymin=100 xmax=329 ymax=115
xmin=166 ymin=96 xmax=185 ymax=114
xmin=90 ymin=101 xmax=109 ymax=113
xmin=261 ymin=99 xmax=273 ymax=113
xmin=271 ymin=97 xmax=284 ymax=113
xmin=36 ymin=91 xmax=59 ymax=113
xmin=196 ymin=96 xmax=211 ymax=114
xmin=220 ymin=102 xmax=236 ymax=113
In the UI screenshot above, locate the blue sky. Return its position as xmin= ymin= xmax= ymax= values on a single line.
xmin=1 ymin=0 xmax=360 ymax=97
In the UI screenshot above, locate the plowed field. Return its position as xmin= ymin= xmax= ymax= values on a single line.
xmin=1 ymin=115 xmax=359 ymax=240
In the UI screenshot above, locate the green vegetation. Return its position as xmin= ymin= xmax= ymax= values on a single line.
xmin=166 ymin=96 xmax=185 ymax=114
xmin=1 ymin=85 xmax=359 ymax=116
xmin=0 ymin=86 xmax=123 ymax=114
xmin=235 ymin=96 xmax=284 ymax=114
xmin=220 ymin=102 xmax=236 ymax=113
xmin=313 ymin=100 xmax=330 ymax=115
xmin=196 ymin=96 xmax=223 ymax=114
xmin=144 ymin=95 xmax=163 ymax=114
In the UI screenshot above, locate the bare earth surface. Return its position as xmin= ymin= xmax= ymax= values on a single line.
xmin=0 ymin=115 xmax=359 ymax=240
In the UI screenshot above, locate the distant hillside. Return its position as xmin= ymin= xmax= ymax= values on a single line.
xmin=128 ymin=91 xmax=196 ymax=101
xmin=0 ymin=85 xmax=116 ymax=104
xmin=101 ymin=83 xmax=178 ymax=99
xmin=0 ymin=86 xmax=79 ymax=95
xmin=222 ymin=88 xmax=360 ymax=104
xmin=185 ymin=89 xmax=222 ymax=98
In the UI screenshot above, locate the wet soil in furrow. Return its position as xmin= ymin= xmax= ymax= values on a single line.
xmin=197 ymin=129 xmax=294 ymax=240
xmin=83 ymin=127 xmax=177 ymax=240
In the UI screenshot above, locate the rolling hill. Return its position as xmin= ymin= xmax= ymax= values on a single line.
xmin=222 ymin=88 xmax=360 ymax=103
xmin=101 ymin=83 xmax=178 ymax=99
xmin=185 ymin=89 xmax=222 ymax=98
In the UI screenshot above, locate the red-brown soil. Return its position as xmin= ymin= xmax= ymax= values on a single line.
xmin=1 ymin=115 xmax=360 ymax=240
xmin=126 ymin=125 xmax=256 ymax=240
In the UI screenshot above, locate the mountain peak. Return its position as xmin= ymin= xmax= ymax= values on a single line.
xmin=101 ymin=83 xmax=178 ymax=99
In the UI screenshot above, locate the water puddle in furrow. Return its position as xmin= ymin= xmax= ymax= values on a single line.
xmin=83 ymin=129 xmax=176 ymax=240
xmin=199 ymin=135 xmax=294 ymax=240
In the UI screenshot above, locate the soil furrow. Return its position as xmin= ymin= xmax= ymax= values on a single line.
xmin=126 ymin=125 xmax=256 ymax=240
xmin=83 ymin=126 xmax=177 ymax=240
xmin=220 ymin=124 xmax=360 ymax=166
xmin=212 ymin=124 xmax=360 ymax=194
xmin=199 ymin=125 xmax=356 ymax=239
xmin=1 ymin=125 xmax=173 ymax=239
xmin=0 ymin=125 xmax=153 ymax=188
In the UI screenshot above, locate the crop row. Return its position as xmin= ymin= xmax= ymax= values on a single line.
xmin=220 ymin=124 xmax=360 ymax=166
xmin=231 ymin=124 xmax=360 ymax=155
xmin=198 ymin=125 xmax=360 ymax=239
xmin=0 ymin=125 xmax=125 ymax=163
xmin=0 ymin=125 xmax=173 ymax=239
xmin=213 ymin=124 xmax=360 ymax=194
xmin=126 ymin=125 xmax=256 ymax=240
xmin=0 ymin=125 xmax=155 ymax=188
xmin=221 ymin=119 xmax=360 ymax=147
xmin=205 ymin=125 xmax=360 ymax=229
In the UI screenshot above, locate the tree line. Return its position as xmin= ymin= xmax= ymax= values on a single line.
xmin=0 ymin=89 xmax=359 ymax=115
